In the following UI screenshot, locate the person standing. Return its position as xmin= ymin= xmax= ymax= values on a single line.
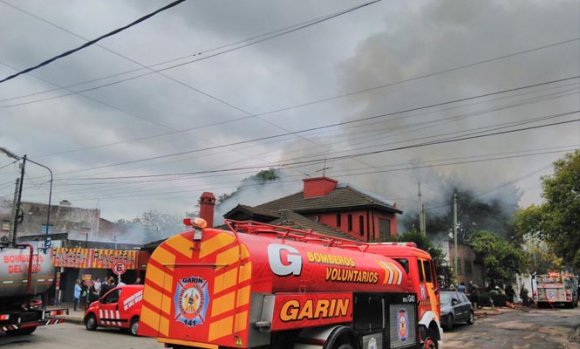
xmin=458 ymin=282 xmax=466 ymax=293
xmin=467 ymin=280 xmax=480 ymax=308
xmin=73 ymin=279 xmax=82 ymax=311
xmin=94 ymin=278 xmax=102 ymax=294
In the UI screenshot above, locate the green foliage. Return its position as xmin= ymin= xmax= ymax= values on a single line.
xmin=217 ymin=168 xmax=280 ymax=204
xmin=513 ymin=151 xmax=580 ymax=270
xmin=397 ymin=230 xmax=444 ymax=262
xmin=469 ymin=230 xmax=526 ymax=284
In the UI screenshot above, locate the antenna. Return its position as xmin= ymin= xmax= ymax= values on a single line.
xmin=315 ymin=159 xmax=332 ymax=177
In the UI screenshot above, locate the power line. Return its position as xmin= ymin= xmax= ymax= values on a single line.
xmin=0 ymin=0 xmax=382 ymax=106
xmin=48 ymin=147 xmax=576 ymax=202
xmin=50 ymin=76 xmax=579 ymax=175
xmin=56 ymin=111 xmax=579 ymax=181
xmin=0 ymin=0 xmax=188 ymax=84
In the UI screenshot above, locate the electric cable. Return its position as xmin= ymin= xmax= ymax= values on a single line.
xmin=0 ymin=0 xmax=188 ymax=84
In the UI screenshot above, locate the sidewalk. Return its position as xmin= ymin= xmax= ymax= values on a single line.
xmin=46 ymin=302 xmax=86 ymax=325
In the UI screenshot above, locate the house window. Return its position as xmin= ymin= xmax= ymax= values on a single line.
xmin=1 ymin=221 xmax=9 ymax=232
xmin=378 ymin=218 xmax=390 ymax=241
xmin=359 ymin=216 xmax=364 ymax=236
xmin=336 ymin=213 xmax=341 ymax=227
xmin=465 ymin=260 xmax=473 ymax=275
xmin=347 ymin=214 xmax=352 ymax=232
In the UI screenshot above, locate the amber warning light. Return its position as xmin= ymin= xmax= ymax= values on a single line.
xmin=183 ymin=217 xmax=207 ymax=241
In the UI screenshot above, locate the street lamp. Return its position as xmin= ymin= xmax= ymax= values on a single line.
xmin=0 ymin=147 xmax=53 ymax=249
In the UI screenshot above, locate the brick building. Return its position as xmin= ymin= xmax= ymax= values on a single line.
xmin=223 ymin=177 xmax=402 ymax=241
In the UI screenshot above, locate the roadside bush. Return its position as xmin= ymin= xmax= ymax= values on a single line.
xmin=477 ymin=292 xmax=507 ymax=307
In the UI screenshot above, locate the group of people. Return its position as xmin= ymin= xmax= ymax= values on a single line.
xmin=73 ymin=276 xmax=127 ymax=311
xmin=453 ymin=280 xmax=533 ymax=308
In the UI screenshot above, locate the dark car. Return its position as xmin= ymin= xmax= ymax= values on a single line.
xmin=440 ymin=290 xmax=475 ymax=330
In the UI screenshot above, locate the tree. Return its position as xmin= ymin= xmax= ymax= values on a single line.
xmin=469 ymin=230 xmax=526 ymax=285
xmin=513 ymin=150 xmax=580 ymax=270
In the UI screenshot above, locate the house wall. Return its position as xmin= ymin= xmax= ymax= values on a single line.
xmin=0 ymin=200 xmax=100 ymax=242
xmin=310 ymin=209 xmax=398 ymax=242
xmin=444 ymin=240 xmax=485 ymax=286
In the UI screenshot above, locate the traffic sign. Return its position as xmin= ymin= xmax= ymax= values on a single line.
xmin=112 ymin=261 xmax=127 ymax=275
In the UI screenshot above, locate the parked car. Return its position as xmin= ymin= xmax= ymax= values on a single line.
xmin=440 ymin=290 xmax=475 ymax=330
xmin=84 ymin=284 xmax=143 ymax=336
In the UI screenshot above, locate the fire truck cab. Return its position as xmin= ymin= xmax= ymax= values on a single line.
xmin=84 ymin=284 xmax=143 ymax=335
xmin=366 ymin=243 xmax=442 ymax=346
xmin=139 ymin=219 xmax=442 ymax=349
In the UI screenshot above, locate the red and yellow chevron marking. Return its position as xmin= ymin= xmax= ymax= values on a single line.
xmin=206 ymin=239 xmax=252 ymax=342
xmin=376 ymin=260 xmax=403 ymax=285
xmin=140 ymin=230 xmax=252 ymax=347
xmin=140 ymin=243 xmax=176 ymax=337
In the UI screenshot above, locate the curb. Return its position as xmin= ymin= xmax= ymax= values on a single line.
xmin=64 ymin=316 xmax=85 ymax=325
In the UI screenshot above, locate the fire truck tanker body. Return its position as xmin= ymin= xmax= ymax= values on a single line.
xmin=0 ymin=244 xmax=67 ymax=335
xmin=139 ymin=219 xmax=441 ymax=349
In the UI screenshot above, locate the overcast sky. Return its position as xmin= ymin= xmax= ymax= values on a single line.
xmin=0 ymin=0 xmax=578 ymax=224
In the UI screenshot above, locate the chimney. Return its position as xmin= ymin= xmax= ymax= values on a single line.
xmin=303 ymin=177 xmax=338 ymax=198
xmin=199 ymin=192 xmax=216 ymax=228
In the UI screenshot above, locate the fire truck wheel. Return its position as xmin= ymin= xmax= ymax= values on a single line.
xmin=467 ymin=311 xmax=475 ymax=325
xmin=130 ymin=317 xmax=139 ymax=336
xmin=335 ymin=344 xmax=354 ymax=349
xmin=423 ymin=335 xmax=438 ymax=349
xmin=85 ymin=314 xmax=98 ymax=331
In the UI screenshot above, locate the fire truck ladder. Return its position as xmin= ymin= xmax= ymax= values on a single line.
xmin=224 ymin=219 xmax=370 ymax=251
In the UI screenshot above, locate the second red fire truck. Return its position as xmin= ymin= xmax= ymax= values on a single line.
xmin=139 ymin=219 xmax=442 ymax=349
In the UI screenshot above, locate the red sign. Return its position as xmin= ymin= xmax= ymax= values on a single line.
xmin=112 ymin=262 xmax=127 ymax=275
xmin=271 ymin=292 xmax=353 ymax=331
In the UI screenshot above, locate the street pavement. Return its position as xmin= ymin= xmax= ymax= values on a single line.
xmin=443 ymin=306 xmax=580 ymax=349
xmin=2 ymin=304 xmax=578 ymax=349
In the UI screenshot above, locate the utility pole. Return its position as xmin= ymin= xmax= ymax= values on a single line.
xmin=453 ymin=192 xmax=458 ymax=277
xmin=9 ymin=156 xmax=26 ymax=245
xmin=418 ymin=182 xmax=425 ymax=235
xmin=9 ymin=178 xmax=21 ymax=244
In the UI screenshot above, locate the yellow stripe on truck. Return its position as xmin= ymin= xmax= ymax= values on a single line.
xmin=143 ymin=285 xmax=172 ymax=316
xmin=146 ymin=263 xmax=173 ymax=294
xmin=140 ymin=304 xmax=162 ymax=335
xmin=200 ymin=233 xmax=235 ymax=259
xmin=211 ymin=291 xmax=236 ymax=317
xmin=165 ymin=234 xmax=194 ymax=259
xmin=208 ymin=315 xmax=233 ymax=341
xmin=215 ymin=246 xmax=240 ymax=268
xmin=214 ymin=268 xmax=238 ymax=294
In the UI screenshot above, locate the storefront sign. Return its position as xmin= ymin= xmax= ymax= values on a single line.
xmin=52 ymin=248 xmax=137 ymax=269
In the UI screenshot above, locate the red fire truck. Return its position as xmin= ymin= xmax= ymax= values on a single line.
xmin=139 ymin=219 xmax=442 ymax=349
xmin=535 ymin=272 xmax=579 ymax=308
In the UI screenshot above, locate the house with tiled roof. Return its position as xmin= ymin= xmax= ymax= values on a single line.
xmin=223 ymin=177 xmax=403 ymax=242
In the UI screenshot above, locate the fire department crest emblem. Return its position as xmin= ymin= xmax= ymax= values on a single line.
xmin=397 ymin=308 xmax=409 ymax=342
xmin=174 ymin=276 xmax=209 ymax=327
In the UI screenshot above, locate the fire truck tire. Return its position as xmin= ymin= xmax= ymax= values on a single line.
xmin=422 ymin=333 xmax=438 ymax=349
xmin=335 ymin=344 xmax=354 ymax=349
xmin=130 ymin=317 xmax=139 ymax=336
xmin=85 ymin=314 xmax=98 ymax=331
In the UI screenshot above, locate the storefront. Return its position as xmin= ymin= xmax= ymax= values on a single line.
xmin=51 ymin=247 xmax=149 ymax=303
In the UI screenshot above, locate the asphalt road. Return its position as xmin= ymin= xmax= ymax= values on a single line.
xmin=0 ymin=323 xmax=159 ymax=349
xmin=1 ymin=306 xmax=578 ymax=349
xmin=443 ymin=306 xmax=580 ymax=349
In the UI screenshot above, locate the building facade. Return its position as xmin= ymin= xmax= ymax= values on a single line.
xmin=223 ymin=177 xmax=402 ymax=241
